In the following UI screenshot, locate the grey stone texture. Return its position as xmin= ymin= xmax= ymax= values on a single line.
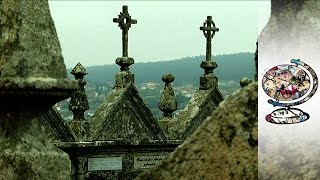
xmin=0 ymin=0 xmax=78 ymax=179
xmin=172 ymin=86 xmax=223 ymax=139
xmin=56 ymin=140 xmax=182 ymax=180
xmin=158 ymin=73 xmax=178 ymax=138
xmin=88 ymin=83 xmax=166 ymax=141
xmin=0 ymin=112 xmax=71 ymax=180
xmin=159 ymin=73 xmax=177 ymax=118
xmin=158 ymin=117 xmax=178 ymax=140
xmin=240 ymin=77 xmax=252 ymax=88
xmin=114 ymin=68 xmax=135 ymax=89
xmin=0 ymin=0 xmax=67 ymax=79
xmin=69 ymin=63 xmax=89 ymax=141
xmin=136 ymin=82 xmax=258 ymax=180
xmin=42 ymin=107 xmax=78 ymax=142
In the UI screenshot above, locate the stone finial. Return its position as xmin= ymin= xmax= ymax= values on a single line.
xmin=71 ymin=62 xmax=88 ymax=77
xmin=0 ymin=0 xmax=78 ymax=178
xmin=113 ymin=5 xmax=137 ymax=88
xmin=199 ymin=16 xmax=219 ymax=90
xmin=240 ymin=77 xmax=252 ymax=88
xmin=69 ymin=63 xmax=89 ymax=140
xmin=159 ymin=73 xmax=177 ymax=118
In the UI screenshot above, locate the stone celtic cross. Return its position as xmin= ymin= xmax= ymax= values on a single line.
xmin=113 ymin=5 xmax=137 ymax=57
xmin=200 ymin=16 xmax=219 ymax=61
xmin=199 ymin=16 xmax=219 ymax=90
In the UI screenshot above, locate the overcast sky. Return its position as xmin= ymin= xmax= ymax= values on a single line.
xmin=48 ymin=1 xmax=271 ymax=68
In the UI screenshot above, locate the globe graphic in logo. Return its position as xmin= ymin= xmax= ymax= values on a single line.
xmin=262 ymin=59 xmax=318 ymax=124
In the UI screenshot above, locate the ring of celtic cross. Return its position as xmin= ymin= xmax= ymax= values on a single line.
xmin=115 ymin=12 xmax=136 ymax=30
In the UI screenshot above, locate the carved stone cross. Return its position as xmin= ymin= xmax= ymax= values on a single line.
xmin=200 ymin=16 xmax=219 ymax=61
xmin=113 ymin=5 xmax=137 ymax=57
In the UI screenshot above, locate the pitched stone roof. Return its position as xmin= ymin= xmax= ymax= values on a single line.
xmin=42 ymin=107 xmax=78 ymax=142
xmin=136 ymin=82 xmax=257 ymax=179
xmin=170 ymin=85 xmax=223 ymax=139
xmin=88 ymin=83 xmax=166 ymax=141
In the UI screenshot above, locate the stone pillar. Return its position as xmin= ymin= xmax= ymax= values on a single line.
xmin=159 ymin=73 xmax=177 ymax=118
xmin=69 ymin=63 xmax=89 ymax=141
xmin=114 ymin=57 xmax=135 ymax=88
xmin=0 ymin=0 xmax=78 ymax=179
xmin=158 ymin=73 xmax=178 ymax=138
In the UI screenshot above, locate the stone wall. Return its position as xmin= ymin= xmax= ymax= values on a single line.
xmin=56 ymin=140 xmax=182 ymax=180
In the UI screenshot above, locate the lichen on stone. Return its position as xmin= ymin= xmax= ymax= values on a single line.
xmin=136 ymin=82 xmax=257 ymax=180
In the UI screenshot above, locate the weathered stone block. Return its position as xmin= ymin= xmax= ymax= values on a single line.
xmin=199 ymin=74 xmax=218 ymax=90
xmin=114 ymin=71 xmax=135 ymax=89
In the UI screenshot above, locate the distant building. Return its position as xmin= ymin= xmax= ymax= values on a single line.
xmin=143 ymin=82 xmax=161 ymax=90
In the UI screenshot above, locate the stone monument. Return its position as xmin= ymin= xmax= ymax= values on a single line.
xmin=88 ymin=5 xmax=165 ymax=142
xmin=158 ymin=73 xmax=178 ymax=138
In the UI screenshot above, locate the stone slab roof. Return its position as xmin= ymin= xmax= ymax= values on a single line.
xmin=171 ymin=86 xmax=223 ymax=139
xmin=42 ymin=107 xmax=78 ymax=142
xmin=88 ymin=83 xmax=166 ymax=141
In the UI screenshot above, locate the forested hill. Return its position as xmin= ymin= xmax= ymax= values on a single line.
xmin=68 ymin=52 xmax=255 ymax=86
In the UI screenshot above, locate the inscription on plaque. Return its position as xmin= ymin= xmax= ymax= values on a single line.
xmin=88 ymin=157 xmax=122 ymax=171
xmin=134 ymin=155 xmax=166 ymax=169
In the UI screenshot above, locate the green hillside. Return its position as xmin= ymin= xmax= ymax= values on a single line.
xmin=68 ymin=52 xmax=255 ymax=85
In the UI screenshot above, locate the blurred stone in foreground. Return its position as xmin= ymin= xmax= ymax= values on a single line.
xmin=136 ymin=82 xmax=257 ymax=179
xmin=0 ymin=0 xmax=77 ymax=179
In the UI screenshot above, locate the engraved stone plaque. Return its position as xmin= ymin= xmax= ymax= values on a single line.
xmin=134 ymin=155 xmax=165 ymax=169
xmin=88 ymin=157 xmax=122 ymax=171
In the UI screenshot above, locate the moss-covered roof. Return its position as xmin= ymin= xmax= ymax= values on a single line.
xmin=88 ymin=83 xmax=166 ymax=141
